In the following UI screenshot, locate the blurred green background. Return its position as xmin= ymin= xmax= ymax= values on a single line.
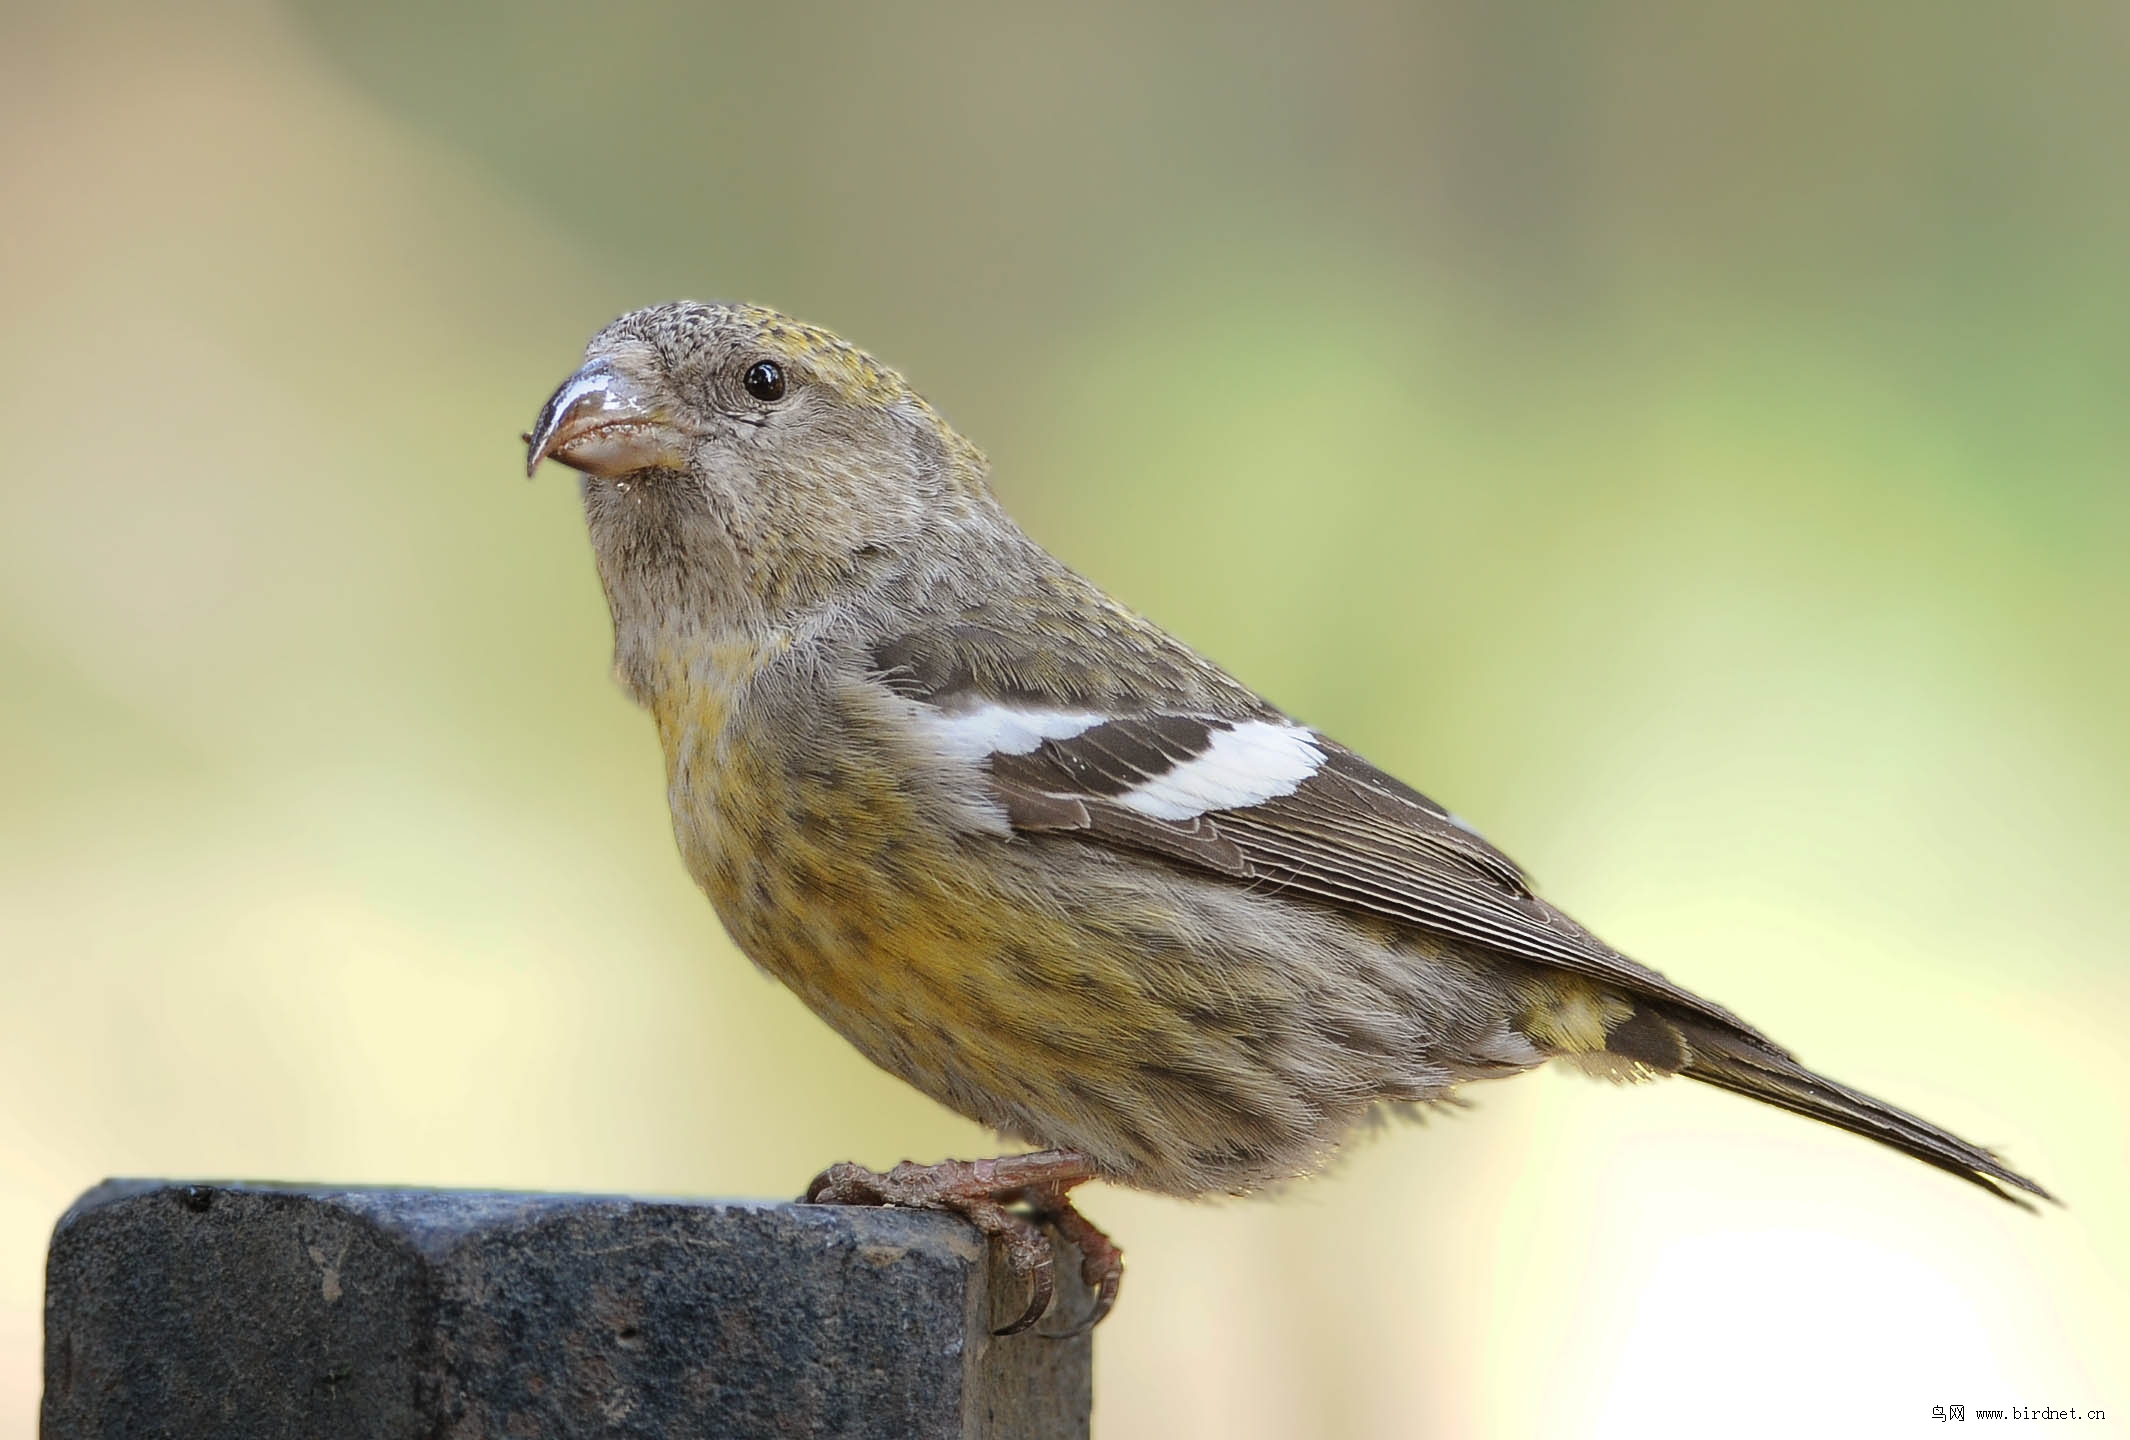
xmin=3 ymin=2 xmax=2125 ymax=1435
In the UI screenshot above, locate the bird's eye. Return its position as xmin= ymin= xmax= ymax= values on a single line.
xmin=743 ymin=360 xmax=786 ymax=403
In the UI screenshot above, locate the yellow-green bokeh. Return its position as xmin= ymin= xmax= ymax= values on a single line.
xmin=2 ymin=3 xmax=2124 ymax=1436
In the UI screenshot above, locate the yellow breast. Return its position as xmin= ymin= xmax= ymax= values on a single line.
xmin=647 ymin=659 xmax=1179 ymax=1144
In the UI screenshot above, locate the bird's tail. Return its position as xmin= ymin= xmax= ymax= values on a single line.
xmin=1592 ymin=998 xmax=2055 ymax=1209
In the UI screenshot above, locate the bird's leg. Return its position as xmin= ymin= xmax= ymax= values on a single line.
xmin=802 ymin=1148 xmax=1122 ymax=1336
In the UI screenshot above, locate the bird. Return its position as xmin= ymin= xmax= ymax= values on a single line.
xmin=523 ymin=300 xmax=2051 ymax=1336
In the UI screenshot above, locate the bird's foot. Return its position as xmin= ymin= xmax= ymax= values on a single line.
xmin=802 ymin=1148 xmax=1122 ymax=1337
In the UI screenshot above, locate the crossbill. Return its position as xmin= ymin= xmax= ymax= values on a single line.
xmin=524 ymin=301 xmax=2049 ymax=1335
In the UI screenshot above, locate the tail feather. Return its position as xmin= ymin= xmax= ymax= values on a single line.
xmin=1605 ymin=1003 xmax=2055 ymax=1209
xmin=1671 ymin=1015 xmax=2057 ymax=1209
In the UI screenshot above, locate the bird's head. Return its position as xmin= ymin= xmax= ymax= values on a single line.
xmin=527 ymin=301 xmax=992 ymax=622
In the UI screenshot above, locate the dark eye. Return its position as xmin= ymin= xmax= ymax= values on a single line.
xmin=742 ymin=360 xmax=786 ymax=403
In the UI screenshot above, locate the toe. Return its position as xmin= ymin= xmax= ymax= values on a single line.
xmin=802 ymin=1161 xmax=885 ymax=1206
xmin=1027 ymin=1197 xmax=1124 ymax=1338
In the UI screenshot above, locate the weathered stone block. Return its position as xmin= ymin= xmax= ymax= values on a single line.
xmin=43 ymin=1181 xmax=1092 ymax=1439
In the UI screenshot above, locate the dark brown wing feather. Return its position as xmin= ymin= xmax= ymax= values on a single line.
xmin=986 ymin=714 xmax=1782 ymax=1049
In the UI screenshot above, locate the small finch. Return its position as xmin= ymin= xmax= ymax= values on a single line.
xmin=525 ymin=302 xmax=2050 ymax=1335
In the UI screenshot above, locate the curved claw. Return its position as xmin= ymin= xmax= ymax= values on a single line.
xmin=991 ymin=1249 xmax=1057 ymax=1337
xmin=1046 ymin=1260 xmax=1121 ymax=1339
xmin=964 ymin=1196 xmax=1057 ymax=1336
